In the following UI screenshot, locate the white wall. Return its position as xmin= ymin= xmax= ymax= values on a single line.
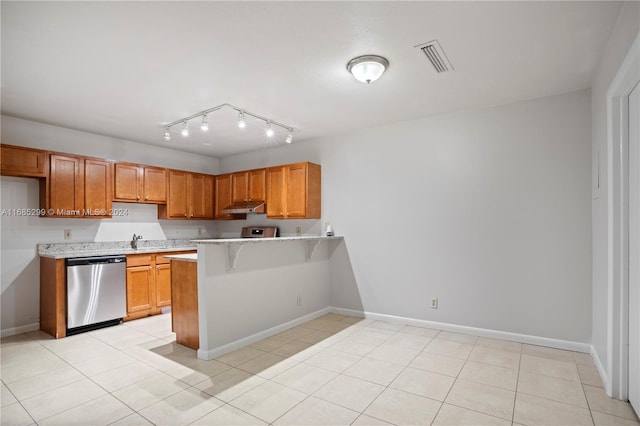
xmin=220 ymin=90 xmax=593 ymax=344
xmin=197 ymin=239 xmax=332 ymax=359
xmin=590 ymin=1 xmax=640 ymax=390
xmin=0 ymin=115 xmax=220 ymax=335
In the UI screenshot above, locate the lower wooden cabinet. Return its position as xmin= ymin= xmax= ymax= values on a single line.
xmin=126 ymin=265 xmax=154 ymax=313
xmin=155 ymin=259 xmax=172 ymax=308
xmin=124 ymin=251 xmax=195 ymax=321
xmin=170 ymin=259 xmax=199 ymax=350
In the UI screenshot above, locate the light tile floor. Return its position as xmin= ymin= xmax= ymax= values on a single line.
xmin=1 ymin=313 xmax=639 ymax=425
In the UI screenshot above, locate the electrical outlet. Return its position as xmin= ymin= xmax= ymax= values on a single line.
xmin=297 ymin=295 xmax=302 ymax=307
xmin=431 ymin=298 xmax=438 ymax=309
xmin=64 ymin=229 xmax=72 ymax=240
xmin=295 ymin=227 xmax=302 ymax=236
xmin=198 ymin=227 xmax=203 ymax=236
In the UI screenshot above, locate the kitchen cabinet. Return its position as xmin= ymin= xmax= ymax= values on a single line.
xmin=155 ymin=256 xmax=172 ymax=308
xmin=215 ymin=173 xmax=245 ymax=220
xmin=266 ymin=162 xmax=321 ymax=219
xmin=40 ymin=153 xmax=84 ymax=217
xmin=0 ymin=144 xmax=46 ymax=177
xmin=40 ymin=257 xmax=66 ymax=338
xmin=83 ymin=158 xmax=113 ymax=218
xmin=158 ymin=170 xmax=214 ymax=220
xmin=170 ymin=259 xmax=199 ymax=350
xmin=114 ymin=163 xmax=167 ymax=204
xmin=232 ymin=169 xmax=266 ymax=203
xmin=40 ymin=154 xmax=113 ymax=218
xmin=124 ymin=251 xmax=195 ymax=321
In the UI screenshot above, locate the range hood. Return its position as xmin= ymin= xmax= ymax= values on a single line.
xmin=221 ymin=201 xmax=265 ymax=214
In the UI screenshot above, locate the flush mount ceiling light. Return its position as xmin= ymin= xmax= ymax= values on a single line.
xmin=347 ymin=55 xmax=389 ymax=84
xmin=164 ymin=103 xmax=293 ymax=145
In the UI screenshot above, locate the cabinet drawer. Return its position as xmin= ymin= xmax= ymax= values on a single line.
xmin=126 ymin=254 xmax=153 ymax=267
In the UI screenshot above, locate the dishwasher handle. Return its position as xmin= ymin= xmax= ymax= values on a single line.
xmin=66 ymin=255 xmax=126 ymax=267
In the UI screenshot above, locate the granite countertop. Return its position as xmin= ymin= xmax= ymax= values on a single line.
xmin=38 ymin=239 xmax=197 ymax=259
xmin=163 ymin=253 xmax=198 ymax=262
xmin=192 ymin=235 xmax=343 ymax=245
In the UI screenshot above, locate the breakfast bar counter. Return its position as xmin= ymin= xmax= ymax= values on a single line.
xmin=184 ymin=235 xmax=342 ymax=359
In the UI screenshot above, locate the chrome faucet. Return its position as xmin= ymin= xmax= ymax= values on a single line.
xmin=131 ymin=233 xmax=143 ymax=250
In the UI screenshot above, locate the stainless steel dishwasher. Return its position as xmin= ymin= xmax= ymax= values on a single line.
xmin=66 ymin=255 xmax=126 ymax=335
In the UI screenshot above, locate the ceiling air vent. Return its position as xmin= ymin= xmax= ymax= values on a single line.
xmin=416 ymin=40 xmax=453 ymax=73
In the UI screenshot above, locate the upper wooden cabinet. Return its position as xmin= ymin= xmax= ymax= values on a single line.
xmin=40 ymin=154 xmax=113 ymax=218
xmin=114 ymin=163 xmax=167 ymax=204
xmin=214 ymin=173 xmax=235 ymax=220
xmin=266 ymin=162 xmax=321 ymax=219
xmin=189 ymin=173 xmax=214 ymax=219
xmin=158 ymin=170 xmax=214 ymax=220
xmin=1 ymin=144 xmax=46 ymax=178
xmin=84 ymin=158 xmax=113 ymax=218
xmin=232 ymin=169 xmax=266 ymax=203
xmin=41 ymin=154 xmax=84 ymax=217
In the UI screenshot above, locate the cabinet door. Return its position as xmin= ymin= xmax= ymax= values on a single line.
xmin=248 ymin=169 xmax=266 ymax=202
xmin=1 ymin=145 xmax=46 ymax=177
xmin=143 ymin=167 xmax=167 ymax=203
xmin=285 ymin=163 xmax=308 ymax=218
xmin=214 ymin=174 xmax=234 ymax=219
xmin=155 ymin=263 xmax=172 ymax=308
xmin=49 ymin=154 xmax=84 ymax=217
xmin=190 ymin=173 xmax=213 ymax=219
xmin=167 ymin=170 xmax=188 ymax=219
xmin=126 ymin=266 xmax=153 ymax=313
xmin=231 ymin=172 xmax=249 ymax=203
xmin=266 ymin=166 xmax=286 ymax=218
xmin=84 ymin=159 xmax=112 ymax=218
xmin=114 ymin=163 xmax=142 ymax=201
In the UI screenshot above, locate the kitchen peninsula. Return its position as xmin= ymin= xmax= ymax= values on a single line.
xmin=169 ymin=235 xmax=343 ymax=360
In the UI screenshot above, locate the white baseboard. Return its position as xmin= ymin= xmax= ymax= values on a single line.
xmin=1 ymin=322 xmax=39 ymax=338
xmin=197 ymin=307 xmax=330 ymax=360
xmin=591 ymin=345 xmax=610 ymax=393
xmin=330 ymin=307 xmax=591 ymax=353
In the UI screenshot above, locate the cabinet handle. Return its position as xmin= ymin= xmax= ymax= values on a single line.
xmin=248 ymin=198 xmax=252 ymax=201
xmin=137 ymin=195 xmax=140 ymax=200
xmin=157 ymin=265 xmax=160 ymax=270
xmin=184 ymin=213 xmax=187 ymax=217
xmin=280 ymin=212 xmax=283 ymax=216
xmin=145 ymin=195 xmax=149 ymax=200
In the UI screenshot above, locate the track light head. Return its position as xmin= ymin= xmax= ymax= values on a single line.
xmin=181 ymin=121 xmax=189 ymax=137
xmin=265 ymin=121 xmax=274 ymax=138
xmin=164 ymin=128 xmax=171 ymax=141
xmin=285 ymin=130 xmax=293 ymax=144
xmin=237 ymin=111 xmax=246 ymax=129
xmin=201 ymin=115 xmax=208 ymax=131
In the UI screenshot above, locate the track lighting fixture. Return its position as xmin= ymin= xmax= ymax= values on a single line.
xmin=163 ymin=103 xmax=294 ymax=146
xmin=265 ymin=122 xmax=274 ymax=138
xmin=237 ymin=111 xmax=246 ymax=129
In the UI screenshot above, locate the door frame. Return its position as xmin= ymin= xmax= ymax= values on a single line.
xmin=607 ymin=32 xmax=640 ymax=400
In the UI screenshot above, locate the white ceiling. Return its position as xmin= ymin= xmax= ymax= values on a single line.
xmin=1 ymin=1 xmax=622 ymax=158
